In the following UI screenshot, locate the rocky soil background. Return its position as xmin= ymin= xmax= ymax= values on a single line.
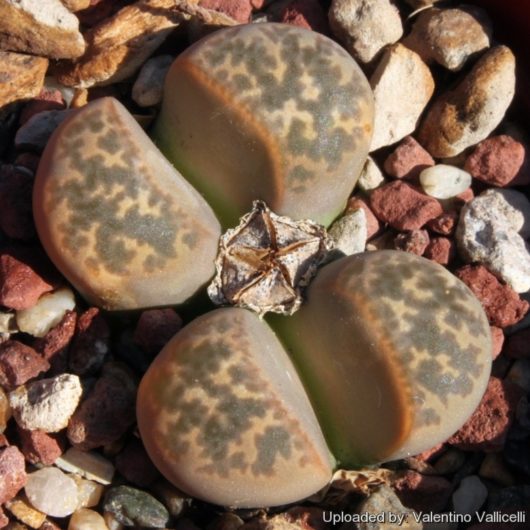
xmin=0 ymin=0 xmax=530 ymax=529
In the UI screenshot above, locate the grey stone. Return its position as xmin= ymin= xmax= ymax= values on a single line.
xmin=15 ymin=109 xmax=73 ymax=152
xmin=103 ymin=486 xmax=170 ymax=528
xmin=132 ymin=55 xmax=173 ymax=107
xmin=329 ymin=209 xmax=367 ymax=256
xmin=456 ymin=189 xmax=530 ymax=292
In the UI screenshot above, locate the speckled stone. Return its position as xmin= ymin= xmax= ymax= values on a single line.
xmin=103 ymin=486 xmax=170 ymax=528
xmin=418 ymin=46 xmax=515 ymax=157
xmin=132 ymin=55 xmax=173 ymax=108
xmin=394 ymin=229 xmax=429 ymax=256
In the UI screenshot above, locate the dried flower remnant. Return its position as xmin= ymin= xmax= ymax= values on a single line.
xmin=207 ymin=201 xmax=333 ymax=316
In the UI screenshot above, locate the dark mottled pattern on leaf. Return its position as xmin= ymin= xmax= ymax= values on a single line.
xmin=52 ymin=106 xmax=188 ymax=276
xmin=198 ymin=24 xmax=370 ymax=190
xmin=150 ymin=312 xmax=312 ymax=478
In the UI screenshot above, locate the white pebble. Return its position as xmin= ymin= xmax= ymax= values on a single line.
xmin=420 ymin=164 xmax=472 ymax=199
xmin=56 ymin=447 xmax=115 ymax=485
xmin=358 ymin=156 xmax=386 ymax=191
xmin=16 ymin=287 xmax=75 ymax=337
xmin=25 ymin=467 xmax=79 ymax=518
xmin=456 ymin=188 xmax=530 ymax=292
xmin=9 ymin=374 xmax=82 ymax=432
xmin=69 ymin=508 xmax=109 ymax=530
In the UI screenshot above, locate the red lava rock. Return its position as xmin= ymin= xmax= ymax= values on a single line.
xmin=393 ymin=229 xmax=429 ymax=255
xmin=455 ymin=265 xmax=529 ymax=328
xmin=199 ymin=0 xmax=253 ymax=23
xmin=490 ymin=326 xmax=505 ymax=360
xmin=0 ymin=507 xmax=7 ymax=528
xmin=0 ymin=165 xmax=35 ymax=240
xmin=17 ymin=428 xmax=64 ymax=465
xmin=448 ymin=377 xmax=523 ymax=452
xmin=0 ymin=249 xmax=54 ymax=311
xmin=503 ymin=328 xmax=530 ymax=359
xmin=464 ymin=135 xmax=530 ymax=187
xmin=0 ymin=340 xmax=50 ymax=390
xmin=347 ymin=196 xmax=381 ymax=239
xmin=455 ymin=187 xmax=474 ymax=205
xmin=384 ymin=136 xmax=435 ymax=181
xmin=133 ymin=308 xmax=182 ymax=357
xmin=115 ymin=438 xmax=160 ymax=487
xmin=19 ymin=89 xmax=65 ymax=126
xmin=280 ymin=0 xmax=329 ymax=34
xmin=426 ymin=210 xmax=458 ymax=236
xmin=67 ymin=363 xmax=137 ymax=451
xmin=33 ymin=310 xmax=77 ymax=374
xmin=0 ymin=435 xmax=8 ymax=448
xmin=69 ymin=308 xmax=110 ymax=375
xmin=369 ymin=181 xmax=443 ymax=231
xmin=393 ymin=470 xmax=452 ymax=513
xmin=424 ymin=236 xmax=454 ymax=265
xmin=0 ymin=445 xmax=27 ymax=504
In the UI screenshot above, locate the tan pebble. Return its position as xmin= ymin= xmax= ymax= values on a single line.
xmin=56 ymin=0 xmax=189 ymax=88
xmin=5 ymin=495 xmax=46 ymax=529
xmin=68 ymin=508 xmax=109 ymax=530
xmin=329 ymin=0 xmax=403 ymax=63
xmin=370 ymin=44 xmax=434 ymax=151
xmin=0 ymin=386 xmax=11 ymax=432
xmin=0 ymin=52 xmax=48 ymax=109
xmin=418 ymin=46 xmax=516 ymax=157
xmin=403 ymin=7 xmax=491 ymax=71
xmin=0 ymin=0 xmax=85 ymax=59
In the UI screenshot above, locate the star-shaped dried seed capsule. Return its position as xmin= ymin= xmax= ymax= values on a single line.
xmin=207 ymin=201 xmax=333 ymax=316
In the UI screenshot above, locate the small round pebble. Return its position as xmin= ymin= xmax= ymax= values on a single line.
xmin=16 ymin=287 xmax=76 ymax=338
xmin=420 ymin=164 xmax=472 ymax=199
xmin=103 ymin=485 xmax=170 ymax=528
xmin=25 ymin=467 xmax=79 ymax=517
xmin=68 ymin=508 xmax=108 ymax=530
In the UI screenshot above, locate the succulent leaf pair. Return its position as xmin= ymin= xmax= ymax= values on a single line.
xmin=33 ymin=23 xmax=492 ymax=508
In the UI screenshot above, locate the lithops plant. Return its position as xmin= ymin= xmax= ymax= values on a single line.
xmin=137 ymin=251 xmax=492 ymax=508
xmin=152 ymin=23 xmax=374 ymax=227
xmin=32 ymin=22 xmax=493 ymax=510
xmin=33 ymin=97 xmax=221 ymax=310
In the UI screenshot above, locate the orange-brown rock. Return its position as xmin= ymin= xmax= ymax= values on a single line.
xmin=0 ymin=52 xmax=48 ymax=109
xmin=0 ymin=0 xmax=85 ymax=59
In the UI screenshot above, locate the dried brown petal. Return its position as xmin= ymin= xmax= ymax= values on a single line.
xmin=309 ymin=468 xmax=395 ymax=505
xmin=208 ymin=201 xmax=333 ymax=316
